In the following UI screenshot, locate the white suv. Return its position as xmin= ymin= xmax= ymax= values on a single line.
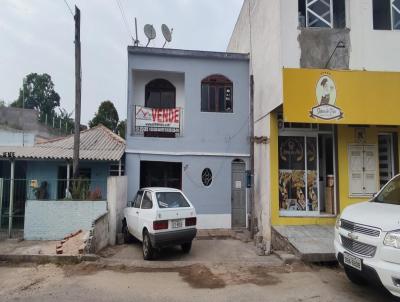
xmin=335 ymin=175 xmax=400 ymax=298
xmin=122 ymin=187 xmax=197 ymax=260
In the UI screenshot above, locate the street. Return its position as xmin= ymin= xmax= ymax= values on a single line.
xmin=0 ymin=261 xmax=396 ymax=302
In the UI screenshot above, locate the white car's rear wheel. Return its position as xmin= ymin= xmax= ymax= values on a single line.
xmin=142 ymin=231 xmax=154 ymax=260
xmin=122 ymin=222 xmax=134 ymax=244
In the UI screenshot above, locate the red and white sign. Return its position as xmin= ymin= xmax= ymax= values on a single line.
xmin=135 ymin=106 xmax=181 ymax=133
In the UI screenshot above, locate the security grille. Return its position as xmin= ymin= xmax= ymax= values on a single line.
xmin=340 ymin=236 xmax=377 ymax=257
xmin=306 ymin=0 xmax=333 ymax=28
xmin=341 ymin=219 xmax=381 ymax=237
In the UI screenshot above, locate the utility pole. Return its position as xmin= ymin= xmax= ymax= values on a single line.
xmin=249 ymin=75 xmax=255 ymax=239
xmin=73 ymin=6 xmax=81 ymax=179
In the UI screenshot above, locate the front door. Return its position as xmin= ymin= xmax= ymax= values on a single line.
xmin=231 ymin=160 xmax=246 ymax=228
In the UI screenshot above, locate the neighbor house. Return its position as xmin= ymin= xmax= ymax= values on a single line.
xmin=228 ymin=0 xmax=400 ymax=254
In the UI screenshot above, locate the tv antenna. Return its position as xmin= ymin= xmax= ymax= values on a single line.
xmin=161 ymin=24 xmax=173 ymax=48
xmin=133 ymin=17 xmax=139 ymax=46
xmin=144 ymin=24 xmax=156 ymax=47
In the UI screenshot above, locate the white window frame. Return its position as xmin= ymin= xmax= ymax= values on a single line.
xmin=392 ymin=0 xmax=400 ymax=30
xmin=348 ymin=144 xmax=379 ymax=197
xmin=306 ymin=0 xmax=334 ymax=28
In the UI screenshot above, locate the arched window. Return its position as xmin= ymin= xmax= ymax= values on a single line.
xmin=201 ymin=75 xmax=233 ymax=113
xmin=144 ymin=79 xmax=176 ymax=138
xmin=145 ymin=79 xmax=176 ymax=109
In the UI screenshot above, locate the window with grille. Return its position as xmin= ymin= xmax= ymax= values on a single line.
xmin=144 ymin=79 xmax=176 ymax=138
xmin=201 ymin=75 xmax=233 ymax=113
xmin=298 ymin=0 xmax=346 ymax=28
xmin=373 ymin=0 xmax=400 ymax=30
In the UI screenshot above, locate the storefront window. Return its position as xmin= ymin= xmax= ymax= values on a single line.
xmin=279 ymin=136 xmax=307 ymax=211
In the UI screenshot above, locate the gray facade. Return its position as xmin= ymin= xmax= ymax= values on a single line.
xmin=126 ymin=47 xmax=250 ymax=229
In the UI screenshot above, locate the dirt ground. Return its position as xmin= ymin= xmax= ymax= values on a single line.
xmin=0 ymin=232 xmax=87 ymax=256
xmin=0 ymin=261 xmax=397 ymax=302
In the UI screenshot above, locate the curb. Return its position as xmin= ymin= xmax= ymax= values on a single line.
xmin=0 ymin=254 xmax=99 ymax=265
xmin=97 ymin=258 xmax=286 ymax=269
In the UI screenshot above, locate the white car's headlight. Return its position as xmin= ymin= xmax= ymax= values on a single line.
xmin=383 ymin=231 xmax=400 ymax=249
xmin=335 ymin=214 xmax=341 ymax=230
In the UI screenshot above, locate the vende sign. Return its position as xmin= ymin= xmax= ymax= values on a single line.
xmin=135 ymin=106 xmax=181 ymax=133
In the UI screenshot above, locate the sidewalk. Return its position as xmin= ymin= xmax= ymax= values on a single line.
xmin=0 ymin=238 xmax=284 ymax=268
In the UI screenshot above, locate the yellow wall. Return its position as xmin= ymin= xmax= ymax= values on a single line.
xmin=270 ymin=112 xmax=400 ymax=226
xmin=270 ymin=112 xmax=336 ymax=226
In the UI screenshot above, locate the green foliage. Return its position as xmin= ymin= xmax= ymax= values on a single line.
xmin=71 ymin=178 xmax=90 ymax=200
xmin=89 ymin=100 xmax=119 ymax=132
xmin=56 ymin=108 xmax=74 ymax=133
xmin=11 ymin=73 xmax=60 ymax=119
xmin=117 ymin=119 xmax=126 ymax=139
xmin=0 ymin=99 xmax=5 ymax=108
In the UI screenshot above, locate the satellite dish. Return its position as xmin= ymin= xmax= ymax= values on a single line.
xmin=161 ymin=24 xmax=173 ymax=48
xmin=144 ymin=24 xmax=156 ymax=47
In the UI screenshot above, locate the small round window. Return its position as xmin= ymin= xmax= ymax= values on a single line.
xmin=202 ymin=168 xmax=213 ymax=187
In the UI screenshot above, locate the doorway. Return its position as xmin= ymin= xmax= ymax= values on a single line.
xmin=231 ymin=160 xmax=246 ymax=228
xmin=140 ymin=161 xmax=182 ymax=189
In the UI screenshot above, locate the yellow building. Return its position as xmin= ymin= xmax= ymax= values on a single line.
xmin=271 ymin=68 xmax=400 ymax=226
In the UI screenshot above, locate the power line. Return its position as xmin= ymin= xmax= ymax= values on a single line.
xmin=115 ymin=0 xmax=134 ymax=42
xmin=62 ymin=0 xmax=74 ymax=17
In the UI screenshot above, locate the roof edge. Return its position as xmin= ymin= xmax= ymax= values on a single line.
xmin=127 ymin=46 xmax=249 ymax=61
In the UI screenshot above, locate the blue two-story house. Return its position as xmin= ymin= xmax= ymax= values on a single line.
xmin=126 ymin=47 xmax=250 ymax=229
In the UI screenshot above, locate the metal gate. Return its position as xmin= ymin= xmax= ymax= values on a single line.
xmin=231 ymin=160 xmax=246 ymax=228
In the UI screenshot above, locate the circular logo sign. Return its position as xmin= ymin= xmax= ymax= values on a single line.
xmin=316 ymin=75 xmax=336 ymax=106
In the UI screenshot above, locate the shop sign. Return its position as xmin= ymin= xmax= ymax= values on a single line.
xmin=310 ymin=75 xmax=343 ymax=120
xmin=134 ymin=106 xmax=182 ymax=134
xmin=283 ymin=68 xmax=400 ymax=125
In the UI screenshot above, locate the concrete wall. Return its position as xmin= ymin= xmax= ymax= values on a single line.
xmin=24 ymin=200 xmax=107 ymax=240
xmin=348 ymin=0 xmax=400 ymax=71
xmin=90 ymin=212 xmax=109 ymax=253
xmin=107 ymin=176 xmax=127 ymax=245
xmin=0 ymin=128 xmax=35 ymax=146
xmin=126 ymin=153 xmax=249 ymax=229
xmin=0 ymin=107 xmax=59 ymax=142
xmin=228 ymin=0 xmax=281 ymax=242
xmin=273 ymin=0 xmax=400 ymax=71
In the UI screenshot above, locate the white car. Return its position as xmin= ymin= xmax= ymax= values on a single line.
xmin=334 ymin=175 xmax=400 ymax=298
xmin=122 ymin=187 xmax=197 ymax=260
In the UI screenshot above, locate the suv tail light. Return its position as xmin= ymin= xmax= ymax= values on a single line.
xmin=185 ymin=217 xmax=197 ymax=227
xmin=153 ymin=220 xmax=168 ymax=230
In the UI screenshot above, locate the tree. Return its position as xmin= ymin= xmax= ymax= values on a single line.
xmin=89 ymin=100 xmax=119 ymax=132
xmin=117 ymin=119 xmax=126 ymax=139
xmin=0 ymin=99 xmax=5 ymax=108
xmin=11 ymin=73 xmax=60 ymax=120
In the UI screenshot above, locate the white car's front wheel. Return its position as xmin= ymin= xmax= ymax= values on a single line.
xmin=142 ymin=231 xmax=154 ymax=260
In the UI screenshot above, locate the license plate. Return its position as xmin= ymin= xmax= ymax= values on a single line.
xmin=171 ymin=219 xmax=183 ymax=229
xmin=344 ymin=252 xmax=362 ymax=271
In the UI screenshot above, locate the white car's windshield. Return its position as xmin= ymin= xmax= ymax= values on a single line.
xmin=156 ymin=192 xmax=190 ymax=208
xmin=375 ymin=175 xmax=400 ymax=205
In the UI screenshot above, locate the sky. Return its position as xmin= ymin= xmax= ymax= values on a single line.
xmin=0 ymin=0 xmax=244 ymax=124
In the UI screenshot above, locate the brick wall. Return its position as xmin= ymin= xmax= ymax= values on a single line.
xmin=24 ymin=200 xmax=107 ymax=240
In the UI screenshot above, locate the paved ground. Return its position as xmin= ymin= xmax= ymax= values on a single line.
xmin=0 ymin=261 xmax=397 ymax=302
xmin=99 ymin=239 xmax=281 ymax=264
xmin=273 ymin=225 xmax=335 ymax=262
